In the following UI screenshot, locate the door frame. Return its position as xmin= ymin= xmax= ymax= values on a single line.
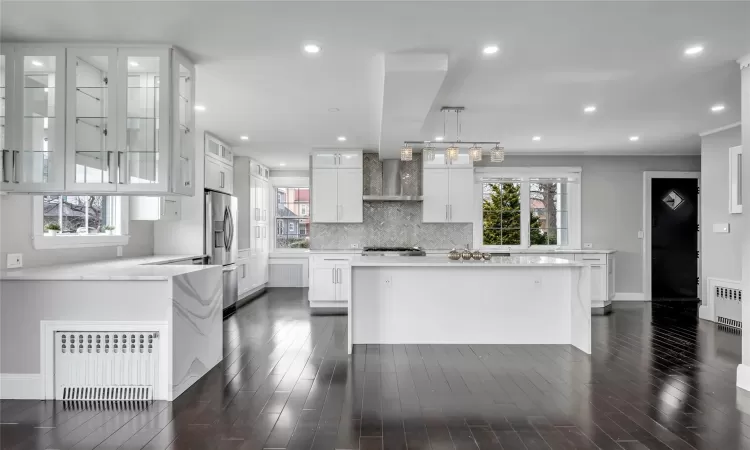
xmin=642 ymin=171 xmax=701 ymax=301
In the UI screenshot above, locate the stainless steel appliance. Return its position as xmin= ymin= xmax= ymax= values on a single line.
xmin=205 ymin=191 xmax=238 ymax=317
xmin=362 ymin=159 xmax=423 ymax=201
xmin=361 ymin=246 xmax=426 ymax=256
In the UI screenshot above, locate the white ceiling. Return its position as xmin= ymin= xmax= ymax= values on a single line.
xmin=2 ymin=1 xmax=749 ymax=169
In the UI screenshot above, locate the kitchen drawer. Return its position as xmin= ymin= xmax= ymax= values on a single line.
xmin=574 ymin=254 xmax=607 ymax=265
xmin=238 ymin=249 xmax=251 ymax=260
xmin=310 ymin=254 xmax=354 ymax=265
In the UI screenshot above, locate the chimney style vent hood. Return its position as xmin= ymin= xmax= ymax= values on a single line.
xmin=362 ymin=159 xmax=423 ymax=201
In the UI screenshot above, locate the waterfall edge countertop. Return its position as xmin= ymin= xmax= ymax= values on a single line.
xmin=350 ymin=255 xmax=585 ymax=267
xmin=0 ymin=255 xmax=210 ymax=281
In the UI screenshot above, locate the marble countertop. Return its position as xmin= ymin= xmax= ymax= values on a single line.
xmin=0 ymin=254 xmax=213 ymax=281
xmin=310 ymin=248 xmax=616 ymax=255
xmin=350 ymin=255 xmax=584 ymax=268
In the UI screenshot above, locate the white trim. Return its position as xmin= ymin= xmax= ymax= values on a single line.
xmin=699 ymin=305 xmax=712 ymax=321
xmin=0 ymin=374 xmax=42 ymax=399
xmin=738 ymin=364 xmax=750 ymax=392
xmin=32 ymin=196 xmax=130 ymax=249
xmin=309 ymin=300 xmax=348 ymax=309
xmin=730 ymin=146 xmax=743 ymax=214
xmin=642 ymin=171 xmax=701 ymax=301
xmin=738 ymin=53 xmax=750 ymax=70
xmin=613 ymin=292 xmax=647 ymax=301
xmin=40 ymin=320 xmax=169 ymax=400
xmin=699 ymin=122 xmax=741 ymax=137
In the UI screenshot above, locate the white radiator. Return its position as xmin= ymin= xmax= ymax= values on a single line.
xmin=54 ymin=331 xmax=160 ymax=401
xmin=710 ymin=279 xmax=742 ymax=330
xmin=269 ymin=260 xmax=307 ymax=287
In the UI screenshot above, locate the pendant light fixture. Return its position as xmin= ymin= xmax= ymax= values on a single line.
xmin=469 ymin=144 xmax=483 ymax=162
xmin=490 ymin=144 xmax=505 ymax=163
xmin=423 ymin=144 xmax=436 ymax=162
xmin=445 ymin=145 xmax=460 ymax=162
xmin=400 ymin=143 xmax=413 ymax=161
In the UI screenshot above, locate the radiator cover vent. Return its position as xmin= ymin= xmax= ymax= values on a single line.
xmin=54 ymin=331 xmax=159 ymax=401
xmin=711 ymin=279 xmax=742 ymax=331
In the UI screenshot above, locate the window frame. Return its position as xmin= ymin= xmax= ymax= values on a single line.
xmin=271 ymin=177 xmax=310 ymax=253
xmin=473 ymin=167 xmax=582 ymax=250
xmin=31 ymin=196 xmax=130 ymax=249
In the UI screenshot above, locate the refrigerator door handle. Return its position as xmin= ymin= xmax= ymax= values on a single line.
xmin=222 ymin=266 xmax=237 ymax=272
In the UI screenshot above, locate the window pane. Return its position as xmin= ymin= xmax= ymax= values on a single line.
xmin=482 ymin=182 xmax=521 ymax=246
xmin=530 ymin=182 xmax=569 ymax=246
xmin=275 ymin=187 xmax=309 ymax=249
xmin=42 ymin=195 xmax=112 ymax=234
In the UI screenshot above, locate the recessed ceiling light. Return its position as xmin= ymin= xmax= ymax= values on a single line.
xmin=194 ymin=105 xmax=206 ymax=112
xmin=280 ymin=162 xmax=286 ymax=167
xmin=629 ymin=136 xmax=640 ymax=142
xmin=31 ymin=60 xmax=43 ymax=67
xmin=129 ymin=61 xmax=139 ymax=67
xmin=583 ymin=105 xmax=597 ymax=113
xmin=482 ymin=45 xmax=500 ymax=55
xmin=240 ymin=135 xmax=249 ymax=140
xmin=684 ymin=45 xmax=704 ymax=56
xmin=532 ymin=136 xmax=541 ymax=141
xmin=711 ymin=104 xmax=725 ymax=113
xmin=337 ymin=136 xmax=347 ymax=142
xmin=328 ymin=108 xmax=340 ymax=113
xmin=434 ymin=136 xmax=444 ymax=142
xmin=303 ymin=43 xmax=321 ymax=54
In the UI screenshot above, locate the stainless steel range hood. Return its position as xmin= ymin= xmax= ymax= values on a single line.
xmin=362 ymin=159 xmax=423 ymax=201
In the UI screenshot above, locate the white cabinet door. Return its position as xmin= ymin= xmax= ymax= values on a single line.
xmin=171 ymin=50 xmax=194 ymax=196
xmin=309 ymin=264 xmax=336 ymax=301
xmin=312 ymin=168 xmax=338 ymax=223
xmin=337 ymin=151 xmax=363 ymax=168
xmin=448 ymin=168 xmax=474 ymax=223
xmin=590 ymin=265 xmax=606 ymax=301
xmin=163 ymin=197 xmax=180 ymax=220
xmin=607 ymin=255 xmax=615 ymax=300
xmin=205 ymin=157 xmax=232 ymax=194
xmin=312 ymin=151 xmax=338 ymax=168
xmin=0 ymin=48 xmax=13 ymax=192
xmin=115 ymin=48 xmax=170 ymax=193
xmin=422 ymin=168 xmax=450 ymax=223
xmin=262 ymin=180 xmax=270 ymax=222
xmin=337 ymin=168 xmax=363 ymax=223
xmin=335 ymin=264 xmax=351 ymax=302
xmin=237 ymin=259 xmax=249 ymax=296
xmin=205 ymin=133 xmax=232 ymax=165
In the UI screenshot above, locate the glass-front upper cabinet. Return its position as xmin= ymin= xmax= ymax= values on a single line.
xmin=65 ymin=48 xmax=117 ymax=192
xmin=116 ymin=48 xmax=170 ymax=193
xmin=1 ymin=47 xmax=66 ymax=192
xmin=171 ymin=50 xmax=194 ymax=195
xmin=1 ymin=48 xmax=11 ymax=190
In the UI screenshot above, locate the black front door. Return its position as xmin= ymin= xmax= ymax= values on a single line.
xmin=651 ymin=178 xmax=698 ymax=299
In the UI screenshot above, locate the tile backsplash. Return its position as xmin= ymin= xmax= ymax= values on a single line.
xmin=311 ymin=154 xmax=473 ymax=250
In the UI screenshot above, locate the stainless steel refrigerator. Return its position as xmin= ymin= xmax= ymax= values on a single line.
xmin=205 ymin=191 xmax=238 ymax=317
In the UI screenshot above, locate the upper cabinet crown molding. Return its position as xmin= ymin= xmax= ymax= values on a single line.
xmin=0 ymin=43 xmax=196 ymax=196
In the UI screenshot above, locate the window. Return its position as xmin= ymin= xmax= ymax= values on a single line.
xmin=275 ymin=187 xmax=309 ymax=249
xmin=476 ymin=169 xmax=580 ymax=249
xmin=32 ymin=195 xmax=129 ymax=249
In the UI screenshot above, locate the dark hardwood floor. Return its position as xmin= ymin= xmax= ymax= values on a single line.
xmin=2 ymin=291 xmax=750 ymax=449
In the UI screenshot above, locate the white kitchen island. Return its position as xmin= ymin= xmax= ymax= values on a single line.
xmin=0 ymin=256 xmax=222 ymax=401
xmin=348 ymin=255 xmax=591 ymax=354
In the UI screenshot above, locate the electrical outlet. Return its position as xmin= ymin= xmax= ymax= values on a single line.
xmin=117 ymin=246 xmax=123 ymax=257
xmin=6 ymin=253 xmax=22 ymax=269
xmin=350 ymin=243 xmax=359 ymax=249
xmin=583 ymin=243 xmax=593 ymax=249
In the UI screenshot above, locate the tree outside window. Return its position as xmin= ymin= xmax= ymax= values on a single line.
xmin=275 ymin=187 xmax=310 ymax=249
xmin=43 ymin=195 xmax=113 ymax=234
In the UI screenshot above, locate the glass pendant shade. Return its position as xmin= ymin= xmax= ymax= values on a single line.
xmin=490 ymin=145 xmax=505 ymax=163
xmin=423 ymin=146 xmax=436 ymax=161
xmin=400 ymin=144 xmax=413 ymax=161
xmin=469 ymin=145 xmax=483 ymax=162
xmin=445 ymin=145 xmax=459 ymax=162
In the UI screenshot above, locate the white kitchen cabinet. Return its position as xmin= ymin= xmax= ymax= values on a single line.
xmin=308 ymin=254 xmax=351 ymax=307
xmin=423 ymin=150 xmax=474 ymax=169
xmin=130 ymin=196 xmax=181 ymax=221
xmin=205 ymin=132 xmax=233 ymax=166
xmin=573 ymin=252 xmax=615 ymax=310
xmin=1 ymin=44 xmax=195 ymax=195
xmin=1 ymin=46 xmax=67 ymax=192
xmin=311 ymin=151 xmax=363 ymax=224
xmin=422 ymin=166 xmax=474 ymax=223
xmin=205 ymin=152 xmax=233 ymax=194
xmin=237 ymin=250 xmax=251 ymax=298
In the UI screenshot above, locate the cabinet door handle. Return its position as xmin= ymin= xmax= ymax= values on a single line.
xmin=107 ymin=151 xmax=114 ymax=183
xmin=2 ymin=149 xmax=9 ymax=183
xmin=117 ymin=151 xmax=126 ymax=184
xmin=445 ymin=204 xmax=448 ymax=221
xmin=12 ymin=150 xmax=19 ymax=183
xmin=332 ymin=268 xmax=335 ymax=284
xmin=220 ymin=171 xmax=225 ymax=188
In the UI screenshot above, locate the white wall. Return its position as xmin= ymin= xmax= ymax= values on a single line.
xmin=478 ymin=154 xmax=701 ymax=295
xmin=700 ymin=125 xmax=742 ymax=300
xmin=0 ymin=195 xmax=154 ymax=269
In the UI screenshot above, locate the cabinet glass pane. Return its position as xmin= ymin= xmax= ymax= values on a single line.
xmin=177 ymin=62 xmax=191 ymax=177
xmin=21 ymin=56 xmax=58 ymax=183
xmin=73 ymin=55 xmax=111 ymax=184
xmin=126 ymin=56 xmax=159 ymax=184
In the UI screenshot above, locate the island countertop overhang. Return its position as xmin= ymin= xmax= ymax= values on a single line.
xmin=349 ymin=255 xmax=585 ymax=268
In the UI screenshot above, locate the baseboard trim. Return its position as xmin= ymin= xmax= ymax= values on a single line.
xmin=613 ymin=292 xmax=647 ymax=301
xmin=738 ymin=364 xmax=750 ymax=393
xmin=0 ymin=374 xmax=42 ymax=399
xmin=699 ymin=305 xmax=712 ymax=321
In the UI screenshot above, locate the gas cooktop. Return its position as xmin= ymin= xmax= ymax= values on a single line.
xmin=361 ymin=247 xmax=427 ymax=256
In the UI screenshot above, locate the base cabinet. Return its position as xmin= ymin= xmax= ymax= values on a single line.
xmin=308 ymin=255 xmax=351 ymax=308
xmin=526 ymin=252 xmax=614 ymax=310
